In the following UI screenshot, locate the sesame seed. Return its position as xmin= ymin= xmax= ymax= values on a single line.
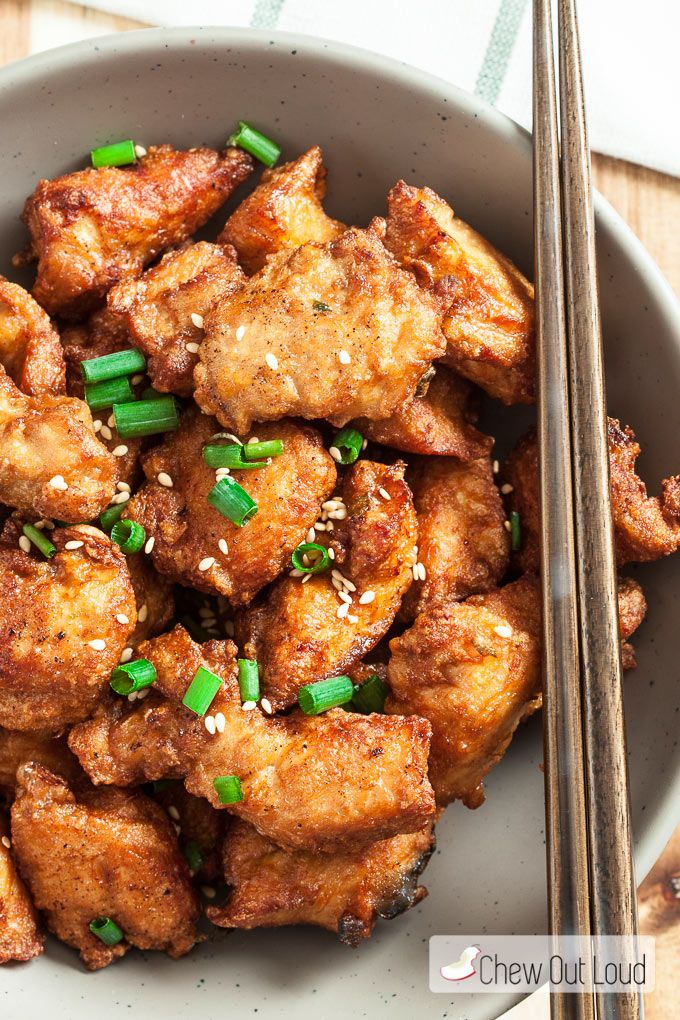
xmin=218 ymin=538 xmax=229 ymax=555
xmin=331 ymin=577 xmax=343 ymax=591
xmin=107 ymin=414 xmax=116 ymax=428
xmin=301 ymin=573 xmax=311 ymax=583
xmin=120 ymin=647 xmax=134 ymax=663
xmin=190 ymin=312 xmax=204 ymax=329
xmin=329 ymin=446 xmax=342 ymax=463
xmin=322 ymin=500 xmax=338 ymax=511
xmin=306 ymin=527 xmax=316 ymax=543
xmin=201 ymin=886 xmax=217 ymax=899
xmin=337 ymin=602 xmax=349 ymax=619
xmin=33 ymin=520 xmax=46 ymax=530
xmin=199 ymin=607 xmax=215 ymax=619
xmin=338 ymin=349 xmax=351 ymax=365
xmin=1 ymin=836 xmax=10 ymax=849
xmin=116 ymin=613 xmax=129 ymax=625
xmin=42 ymin=520 xmax=55 ymax=530
xmin=493 ymin=460 xmax=500 ymax=474
xmin=331 ymin=569 xmax=344 ymax=581
xmin=168 ymin=805 xmax=180 ymax=821
xmin=173 ymin=823 xmax=182 ymax=836
xmin=314 ymin=521 xmax=327 ymax=531
xmin=112 ymin=445 xmax=128 ymax=457
xmin=18 ymin=536 xmax=31 ymax=553
xmin=214 ymin=712 xmax=226 ymax=733
xmin=100 ymin=425 xmax=113 ymax=441
xmin=199 ymin=557 xmax=215 ymax=572
xmin=186 ymin=341 xmax=200 ymax=354
xmin=328 ymin=507 xmax=347 ymax=520
xmin=290 ymin=568 xmax=304 ymax=578
xmin=131 ymin=374 xmax=145 ymax=386
xmin=138 ymin=604 xmax=148 ymax=623
xmin=236 ymin=325 xmax=246 ymax=342
xmin=204 ymin=715 xmax=216 ymax=735
xmin=504 ymin=520 xmax=512 ymax=532
xmin=338 ymin=590 xmax=353 ymax=604
xmin=117 ymin=481 xmax=131 ymax=492
xmin=157 ymin=472 xmax=173 ymax=488
xmin=144 ymin=536 xmax=155 ymax=554
xmin=128 ymin=691 xmax=138 ymax=702
xmin=501 ymin=483 xmax=514 ymax=495
xmin=215 ymin=468 xmax=231 ymax=478
xmin=93 ymin=419 xmax=102 ymax=432
xmin=361 ymin=438 xmax=368 ymax=451
xmin=378 ymin=487 xmax=391 ymax=501
xmin=359 ymin=590 xmax=375 ymax=604
xmin=328 ymin=547 xmax=335 ymax=560
xmin=134 ymin=144 xmax=147 ymax=158
xmin=49 ymin=474 xmax=68 ymax=491
xmin=342 ymin=578 xmax=357 ymax=593
xmin=494 ymin=624 xmax=513 ymax=638
xmin=242 ymin=700 xmax=257 ymax=711
xmin=88 ymin=639 xmax=106 ymax=651
xmin=111 ymin=491 xmax=130 ymax=504
xmin=137 ymin=689 xmax=149 ymax=701
xmin=261 ymin=698 xmax=273 ymax=715
xmin=265 ymin=353 xmax=279 ymax=371
xmin=348 ymin=614 xmax=359 ymax=624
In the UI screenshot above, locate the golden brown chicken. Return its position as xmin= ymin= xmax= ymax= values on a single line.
xmin=69 ymin=625 xmax=435 ymax=853
xmin=504 ymin=421 xmax=680 ymax=570
xmin=0 ymin=728 xmax=81 ymax=794
xmin=239 ymin=459 xmax=417 ymax=710
xmin=194 ymin=226 xmax=446 ymax=432
xmin=400 ymin=455 xmax=509 ymax=622
xmin=0 ymin=277 xmax=64 ymax=396
xmin=0 ymin=524 xmax=136 ymax=732
xmin=125 ymin=553 xmax=175 ymax=647
xmin=153 ymin=785 xmax=224 ymax=881
xmin=18 ymin=144 xmax=253 ymax=319
xmin=219 ymin=146 xmax=345 ymax=273
xmin=11 ymin=762 xmax=199 ymax=970
xmin=125 ymin=410 xmax=336 ymax=604
xmin=108 ymin=242 xmax=245 ymax=396
xmin=384 ymin=181 xmax=535 ymax=405
xmin=0 ymin=813 xmax=43 ymax=964
xmin=62 ymin=306 xmax=131 ymax=398
xmin=207 ymin=818 xmax=434 ymax=945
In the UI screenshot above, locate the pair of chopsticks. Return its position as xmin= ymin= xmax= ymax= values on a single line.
xmin=533 ymin=3 xmax=642 ymax=1019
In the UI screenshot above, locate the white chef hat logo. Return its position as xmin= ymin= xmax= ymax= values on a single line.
xmin=440 ymin=944 xmax=482 ymax=982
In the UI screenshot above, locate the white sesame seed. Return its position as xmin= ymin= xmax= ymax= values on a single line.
xmin=337 ymin=602 xmax=350 ymax=619
xmin=348 ymin=614 xmax=359 ymax=624
xmin=329 ymin=446 xmax=342 ymax=463
xmin=494 ymin=624 xmax=513 ymax=638
xmin=49 ymin=474 xmax=68 ymax=491
xmin=342 ymin=578 xmax=357 ymax=593
xmin=501 ymin=483 xmax=514 ymax=495
xmin=131 ymin=374 xmax=144 ymax=386
xmin=185 ymin=341 xmax=200 ymax=354
xmin=322 ymin=500 xmax=338 ymax=511
xmin=173 ymin=823 xmax=182 ymax=836
xmin=100 ymin=425 xmax=113 ymax=441
xmin=265 ymin=353 xmax=279 ymax=371
xmin=493 ymin=460 xmax=500 ymax=474
xmin=241 ymin=700 xmax=257 ymax=711
xmin=107 ymin=414 xmax=116 ymax=428
xmin=111 ymin=491 xmax=130 ymax=504
xmin=338 ymin=349 xmax=351 ymax=365
xmin=18 ymin=536 xmax=31 ymax=553
xmin=168 ymin=805 xmax=180 ymax=821
xmin=128 ymin=691 xmax=138 ymax=702
xmin=201 ymin=885 xmax=216 ymax=899
xmin=301 ymin=573 xmax=311 ymax=583
xmin=138 ymin=603 xmax=148 ymax=623
xmin=33 ymin=520 xmax=46 ymax=530
xmin=331 ymin=569 xmax=344 ymax=581
xmin=199 ymin=557 xmax=215 ymax=572
xmin=306 ymin=527 xmax=316 ymax=544
xmin=117 ymin=481 xmax=131 ymax=492
xmin=504 ymin=520 xmax=512 ymax=532
xmin=328 ymin=507 xmax=347 ymax=520
xmin=116 ymin=613 xmax=129 ymax=625
xmin=144 ymin=536 xmax=155 ymax=554
xmin=331 ymin=577 xmax=343 ymax=591
xmin=328 ymin=547 xmax=335 ymax=560
xmin=378 ymin=487 xmax=391 ymax=501
xmin=290 ymin=568 xmax=305 ymax=578
xmin=314 ymin=521 xmax=327 ymax=531
xmin=218 ymin=538 xmax=229 ymax=555
xmin=42 ymin=520 xmax=55 ymax=530
xmin=120 ymin=647 xmax=134 ymax=663
xmin=157 ymin=472 xmax=174 ymax=488
xmin=204 ymin=715 xmax=216 ymax=735
xmin=190 ymin=312 xmax=204 ymax=329
xmin=134 ymin=144 xmax=147 ymax=158
xmin=214 ymin=712 xmax=226 ymax=734
xmin=199 ymin=606 xmax=215 ymax=619
xmin=93 ymin=419 xmax=102 ymax=433
xmin=215 ymin=468 xmax=231 ymax=478
xmin=88 ymin=639 xmax=106 ymax=651
xmin=359 ymin=590 xmax=375 ymax=605
xmin=260 ymin=698 xmax=273 ymax=715
xmin=1 ymin=836 xmax=10 ymax=849
xmin=235 ymin=325 xmax=246 ymax=342
xmin=361 ymin=438 xmax=368 ymax=451
xmin=137 ymin=689 xmax=149 ymax=701
xmin=338 ymin=590 xmax=353 ymax=604
xmin=112 ymin=445 xmax=128 ymax=457
xmin=412 ymin=564 xmax=419 ymax=581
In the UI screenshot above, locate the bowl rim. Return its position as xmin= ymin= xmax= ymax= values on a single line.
xmin=0 ymin=16 xmax=678 ymax=899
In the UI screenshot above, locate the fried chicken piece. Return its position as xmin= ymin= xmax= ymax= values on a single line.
xmin=219 ymin=146 xmax=345 ymax=273
xmin=0 ymin=524 xmax=136 ymax=732
xmin=0 ymin=813 xmax=43 ymax=963
xmin=126 ymin=410 xmax=336 ymax=604
xmin=0 ymin=277 xmax=64 ymax=396
xmin=239 ymin=459 xmax=417 ymax=710
xmin=62 ymin=306 xmax=131 ymax=399
xmin=388 ymin=573 xmax=646 ymax=808
xmin=18 ymin=145 xmax=253 ymax=320
xmin=70 ymin=626 xmax=435 ymax=853
xmin=108 ymin=242 xmax=245 ymax=396
xmin=125 ymin=553 xmax=174 ymax=646
xmin=207 ymin=818 xmax=434 ymax=945
xmin=0 ymin=728 xmax=80 ymax=793
xmin=352 ymin=365 xmax=491 ymax=460
xmin=400 ymin=456 xmax=509 ymax=622
xmin=384 ymin=182 xmax=535 ymax=405
xmin=0 ymin=367 xmax=118 ymax=521
xmin=504 ymin=422 xmax=680 ymax=570
xmin=11 ymin=763 xmax=199 ymax=970
xmin=154 ymin=786 xmax=223 ymax=881
xmin=194 ymin=226 xmax=446 ymax=432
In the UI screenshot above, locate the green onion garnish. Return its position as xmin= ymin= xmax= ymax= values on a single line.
xmin=510 ymin=511 xmax=522 ymax=552
xmin=208 ymin=477 xmax=258 ymax=527
xmin=298 ymin=676 xmax=354 ymax=716
xmin=182 ymin=666 xmax=222 ymax=716
xmin=203 ymin=443 xmax=249 ymax=469
xmin=213 ymin=775 xmax=243 ymax=804
xmin=110 ymin=658 xmax=157 ymax=695
xmin=22 ymin=523 xmax=56 ymax=559
xmin=243 ymin=440 xmax=284 ymax=461
xmin=91 ymin=139 xmax=137 ymax=169
xmin=89 ymin=916 xmax=124 ymax=946
xmin=237 ymin=658 xmax=260 ymax=703
xmin=228 ymin=121 xmax=280 ymax=167
xmin=331 ymin=427 xmax=363 ymax=465
xmin=81 ymin=347 xmax=146 ymax=384
xmin=110 ymin=518 xmax=146 ymax=554
xmin=113 ymin=396 xmax=179 ymax=439
xmin=85 ymin=377 xmax=135 ymax=411
xmin=351 ymin=673 xmax=389 ymax=715
xmin=312 ymin=300 xmax=332 ymax=313
xmin=290 ymin=542 xmax=330 ymax=575
xmin=100 ymin=502 xmax=126 ymax=532
xmin=183 ymin=839 xmax=203 ymax=874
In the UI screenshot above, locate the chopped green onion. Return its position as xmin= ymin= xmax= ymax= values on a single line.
xmin=141 ymin=385 xmax=163 ymax=401
xmin=110 ymin=658 xmax=157 ymax=695
xmin=298 ymin=676 xmax=354 ymax=715
xmin=213 ymin=775 xmax=243 ymax=804
xmin=237 ymin=658 xmax=260 ymax=702
xmin=113 ymin=396 xmax=179 ymax=439
xmin=100 ymin=502 xmax=126 ymax=532
xmin=81 ymin=347 xmax=146 ymax=384
xmin=312 ymin=300 xmax=332 ymax=313
xmin=290 ymin=542 xmax=330 ymax=575
xmin=110 ymin=518 xmax=146 ymax=554
xmin=243 ymin=440 xmax=284 ymax=461
xmin=85 ymin=377 xmax=135 ymax=411
xmin=351 ymin=673 xmax=389 ymax=714
xmin=182 ymin=666 xmax=222 ymax=716
xmin=203 ymin=443 xmax=249 ymax=469
xmin=22 ymin=523 xmax=56 ymax=559
xmin=91 ymin=139 xmax=137 ymax=168
xmin=183 ymin=839 xmax=203 ymax=874
xmin=331 ymin=427 xmax=363 ymax=465
xmin=228 ymin=121 xmax=280 ymax=167
xmin=510 ymin=511 xmax=522 ymax=552
xmin=208 ymin=477 xmax=258 ymax=527
xmin=89 ymin=916 xmax=124 ymax=946
xmin=179 ymin=615 xmax=211 ymax=644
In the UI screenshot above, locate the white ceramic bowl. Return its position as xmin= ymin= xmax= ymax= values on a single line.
xmin=1 ymin=27 xmax=679 ymax=1020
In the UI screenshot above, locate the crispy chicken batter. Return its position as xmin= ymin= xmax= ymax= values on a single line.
xmin=352 ymin=365 xmax=492 ymax=460
xmin=0 ymin=277 xmax=64 ymax=396
xmin=0 ymin=367 xmax=118 ymax=521
xmin=207 ymin=818 xmax=434 ymax=945
xmin=108 ymin=242 xmax=245 ymax=396
xmin=125 ymin=554 xmax=174 ymax=647
xmin=401 ymin=455 xmax=509 ymax=622
xmin=70 ymin=626 xmax=435 ymax=853
xmin=194 ymin=226 xmax=446 ymax=432
xmin=0 ymin=728 xmax=80 ymax=793
xmin=153 ymin=785 xmax=223 ymax=881
xmin=384 ymin=182 xmax=535 ymax=405
xmin=11 ymin=763 xmax=199 ymax=970
xmin=0 ymin=813 xmax=43 ymax=963
xmin=126 ymin=410 xmax=336 ymax=603
xmin=62 ymin=306 xmax=131 ymax=398
xmin=219 ymin=146 xmax=345 ymax=273
xmin=0 ymin=524 xmax=136 ymax=732
xmin=239 ymin=459 xmax=417 ymax=710
xmin=18 ymin=145 xmax=253 ymax=320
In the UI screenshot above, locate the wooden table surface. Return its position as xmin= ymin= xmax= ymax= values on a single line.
xmin=1 ymin=2 xmax=679 ymax=1017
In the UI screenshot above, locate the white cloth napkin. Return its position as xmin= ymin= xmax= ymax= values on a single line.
xmin=66 ymin=0 xmax=680 ymax=177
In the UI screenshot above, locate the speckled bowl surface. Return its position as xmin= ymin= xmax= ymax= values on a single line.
xmin=0 ymin=27 xmax=678 ymax=1020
